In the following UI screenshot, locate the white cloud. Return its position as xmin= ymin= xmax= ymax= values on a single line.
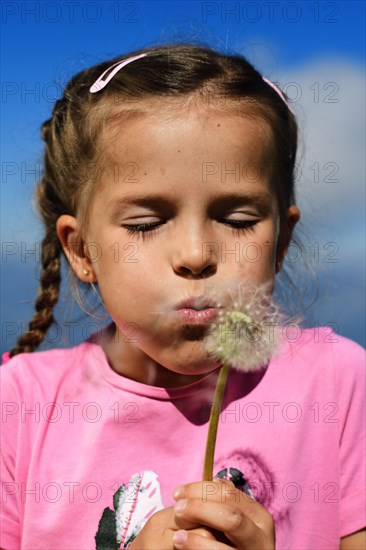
xmin=281 ymin=59 xmax=365 ymax=226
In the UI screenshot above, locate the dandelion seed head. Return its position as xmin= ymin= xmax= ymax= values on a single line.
xmin=205 ymin=280 xmax=281 ymax=372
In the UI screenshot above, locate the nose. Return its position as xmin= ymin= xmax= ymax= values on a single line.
xmin=172 ymin=225 xmax=218 ymax=279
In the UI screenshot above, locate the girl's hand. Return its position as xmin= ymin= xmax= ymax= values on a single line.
xmin=128 ymin=506 xmax=216 ymax=549
xmin=172 ymin=478 xmax=275 ymax=549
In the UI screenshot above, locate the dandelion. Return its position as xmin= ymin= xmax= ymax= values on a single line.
xmin=202 ymin=281 xmax=281 ymax=481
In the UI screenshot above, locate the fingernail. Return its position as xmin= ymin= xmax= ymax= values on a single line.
xmin=174 ymin=499 xmax=187 ymax=513
xmin=173 ymin=530 xmax=187 ymax=546
xmin=172 ymin=485 xmax=184 ymax=499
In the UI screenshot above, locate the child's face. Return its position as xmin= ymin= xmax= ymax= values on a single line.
xmin=59 ymin=106 xmax=299 ymax=385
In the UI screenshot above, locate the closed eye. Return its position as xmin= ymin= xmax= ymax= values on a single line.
xmin=122 ymin=221 xmax=165 ymax=240
xmin=220 ymin=219 xmax=258 ymax=235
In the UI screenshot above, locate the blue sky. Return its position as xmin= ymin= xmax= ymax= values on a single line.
xmin=1 ymin=0 xmax=365 ymax=353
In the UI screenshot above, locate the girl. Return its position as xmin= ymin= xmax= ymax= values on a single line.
xmin=1 ymin=43 xmax=365 ymax=550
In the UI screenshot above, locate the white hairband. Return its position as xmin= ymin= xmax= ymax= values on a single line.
xmin=89 ymin=52 xmax=293 ymax=114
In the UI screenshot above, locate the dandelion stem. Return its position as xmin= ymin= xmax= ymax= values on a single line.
xmin=202 ymin=362 xmax=229 ymax=481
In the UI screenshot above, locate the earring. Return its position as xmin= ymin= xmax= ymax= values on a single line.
xmin=83 ymin=268 xmax=90 ymax=276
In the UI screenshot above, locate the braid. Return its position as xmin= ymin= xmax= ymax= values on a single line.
xmin=9 ymin=98 xmax=71 ymax=357
xmin=9 ymin=231 xmax=62 ymax=357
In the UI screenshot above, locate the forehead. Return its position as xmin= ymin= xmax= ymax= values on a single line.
xmin=99 ymin=104 xmax=273 ymax=170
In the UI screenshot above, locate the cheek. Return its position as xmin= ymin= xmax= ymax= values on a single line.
xmin=89 ymin=235 xmax=140 ymax=277
xmin=94 ymin=244 xmax=159 ymax=305
xmin=235 ymin=253 xmax=275 ymax=281
xmin=233 ymin=223 xmax=278 ymax=279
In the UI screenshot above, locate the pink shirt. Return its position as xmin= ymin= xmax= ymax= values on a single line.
xmin=1 ymin=327 xmax=365 ymax=549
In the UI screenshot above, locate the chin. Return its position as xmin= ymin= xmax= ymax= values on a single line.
xmin=168 ymin=354 xmax=221 ymax=376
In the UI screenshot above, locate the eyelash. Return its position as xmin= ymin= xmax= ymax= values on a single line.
xmin=123 ymin=220 xmax=258 ymax=239
xmin=223 ymin=219 xmax=257 ymax=236
xmin=123 ymin=222 xmax=164 ymax=240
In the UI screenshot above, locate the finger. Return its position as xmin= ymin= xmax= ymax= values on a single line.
xmin=174 ymin=500 xmax=201 ymax=530
xmin=173 ymin=529 xmax=231 ymax=550
xmin=174 ymin=498 xmax=266 ymax=548
xmin=173 ymin=480 xmax=241 ymax=531
xmin=144 ymin=507 xmax=216 ymax=540
xmin=173 ymin=479 xmax=256 ymax=510
xmin=190 ymin=527 xmax=217 ymax=540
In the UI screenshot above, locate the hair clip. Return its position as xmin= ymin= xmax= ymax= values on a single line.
xmin=89 ymin=53 xmax=148 ymax=93
xmin=262 ymin=77 xmax=294 ymax=114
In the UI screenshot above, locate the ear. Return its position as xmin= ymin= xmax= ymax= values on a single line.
xmin=276 ymin=205 xmax=301 ymax=274
xmin=56 ymin=215 xmax=97 ymax=283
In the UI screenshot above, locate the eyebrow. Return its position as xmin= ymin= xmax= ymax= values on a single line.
xmin=209 ymin=191 xmax=272 ymax=214
xmin=107 ymin=191 xmax=273 ymax=216
xmin=108 ymin=193 xmax=175 ymax=212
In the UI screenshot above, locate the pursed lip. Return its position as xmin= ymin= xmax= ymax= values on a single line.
xmin=175 ymin=297 xmax=219 ymax=311
xmin=174 ymin=297 xmax=221 ymax=325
